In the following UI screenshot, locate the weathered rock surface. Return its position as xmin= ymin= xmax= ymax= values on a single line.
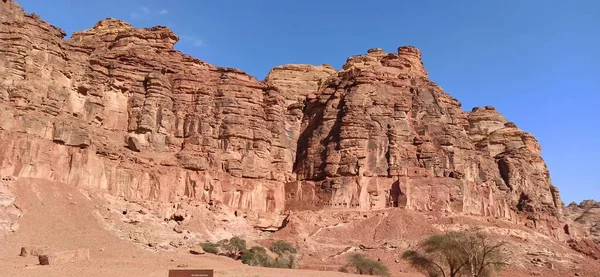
xmin=264 ymin=64 xmax=336 ymax=176
xmin=288 ymin=47 xmax=565 ymax=239
xmin=0 ymin=0 xmax=590 ymax=245
xmin=568 ymin=238 xmax=600 ymax=260
xmin=565 ymin=200 xmax=600 ymax=242
xmin=0 ymin=0 xmax=285 ymax=229
xmin=0 ymin=177 xmax=20 ymax=238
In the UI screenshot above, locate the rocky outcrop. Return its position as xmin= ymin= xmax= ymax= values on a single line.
xmin=287 ymin=47 xmax=565 ymax=239
xmin=0 ymin=176 xmax=20 ymax=237
xmin=0 ymin=0 xmax=577 ymax=240
xmin=264 ymin=64 xmax=337 ymax=185
xmin=0 ymin=1 xmax=287 ymax=229
xmin=567 ymin=239 xmax=600 ymax=260
xmin=565 ymin=200 xmax=600 ymax=241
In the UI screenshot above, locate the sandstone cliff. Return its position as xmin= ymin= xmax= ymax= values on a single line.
xmin=0 ymin=0 xmax=572 ymax=241
xmin=276 ymin=48 xmax=565 ymax=239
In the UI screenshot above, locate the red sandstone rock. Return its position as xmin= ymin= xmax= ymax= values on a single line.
xmin=0 ymin=1 xmax=286 ymax=228
xmin=0 ymin=0 xmax=592 ymax=246
xmin=567 ymin=239 xmax=600 ymax=260
xmin=289 ymin=46 xmax=565 ymax=239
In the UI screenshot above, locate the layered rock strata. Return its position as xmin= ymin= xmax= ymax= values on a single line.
xmin=0 ymin=0 xmax=571 ymax=239
xmin=0 ymin=1 xmax=287 ymax=227
xmin=565 ymin=200 xmax=600 ymax=241
xmin=277 ymin=48 xmax=564 ymax=238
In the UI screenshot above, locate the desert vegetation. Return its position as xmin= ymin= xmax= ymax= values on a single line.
xmin=200 ymin=242 xmax=218 ymax=254
xmin=218 ymin=237 xmax=247 ymax=259
xmin=201 ymin=237 xmax=299 ymax=269
xmin=403 ymin=230 xmax=508 ymax=277
xmin=340 ymin=253 xmax=390 ymax=276
xmin=269 ymin=240 xmax=297 ymax=255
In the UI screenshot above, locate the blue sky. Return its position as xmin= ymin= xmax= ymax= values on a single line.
xmin=18 ymin=0 xmax=599 ymax=204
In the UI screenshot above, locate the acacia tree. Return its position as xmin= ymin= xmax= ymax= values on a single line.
xmin=462 ymin=231 xmax=508 ymax=277
xmin=218 ymin=236 xmax=247 ymax=259
xmin=402 ymin=230 xmax=508 ymax=277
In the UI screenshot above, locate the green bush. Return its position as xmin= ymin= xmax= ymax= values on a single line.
xmin=242 ymin=246 xmax=271 ymax=266
xmin=269 ymin=240 xmax=297 ymax=255
xmin=206 ymin=238 xmax=300 ymax=269
xmin=344 ymin=254 xmax=390 ymax=276
xmin=228 ymin=237 xmax=247 ymax=252
xmin=201 ymin=242 xmax=218 ymax=254
xmin=270 ymin=253 xmax=299 ymax=269
xmin=241 ymin=244 xmax=299 ymax=269
xmin=402 ymin=230 xmax=507 ymax=277
xmin=218 ymin=236 xmax=247 ymax=259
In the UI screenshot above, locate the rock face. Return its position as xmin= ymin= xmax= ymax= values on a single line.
xmin=565 ymin=200 xmax=600 ymax=241
xmin=0 ymin=1 xmax=287 ymax=226
xmin=283 ymin=47 xmax=565 ymax=239
xmin=264 ymin=64 xmax=336 ymax=172
xmin=0 ymin=0 xmax=577 ymax=240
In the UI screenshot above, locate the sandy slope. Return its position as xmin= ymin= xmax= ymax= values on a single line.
xmin=0 ymin=179 xmax=374 ymax=277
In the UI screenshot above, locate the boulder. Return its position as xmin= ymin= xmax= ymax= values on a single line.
xmin=127 ymin=136 xmax=142 ymax=152
xmin=189 ymin=247 xmax=205 ymax=255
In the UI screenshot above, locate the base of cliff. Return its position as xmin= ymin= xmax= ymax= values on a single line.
xmin=0 ymin=178 xmax=366 ymax=277
xmin=269 ymin=208 xmax=600 ymax=277
xmin=0 ymin=178 xmax=598 ymax=277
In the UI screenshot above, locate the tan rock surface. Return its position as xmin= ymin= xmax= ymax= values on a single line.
xmin=565 ymin=200 xmax=600 ymax=241
xmin=0 ymin=177 xmax=20 ymax=238
xmin=264 ymin=64 xmax=336 ymax=178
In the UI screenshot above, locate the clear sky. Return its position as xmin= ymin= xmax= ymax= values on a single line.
xmin=17 ymin=0 xmax=599 ymax=204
